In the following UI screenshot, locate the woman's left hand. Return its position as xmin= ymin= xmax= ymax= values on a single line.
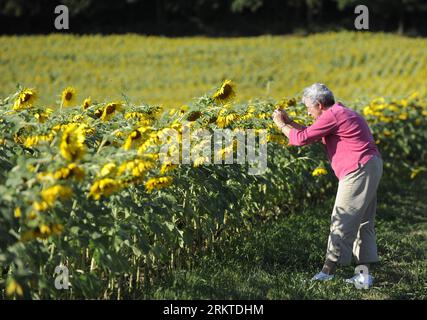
xmin=272 ymin=109 xmax=288 ymax=128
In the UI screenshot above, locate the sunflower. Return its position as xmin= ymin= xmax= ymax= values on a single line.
xmin=23 ymin=133 xmax=54 ymax=148
xmin=179 ymin=105 xmax=188 ymax=116
xmin=61 ymin=87 xmax=77 ymax=107
xmin=32 ymin=201 xmax=49 ymax=212
xmin=60 ymin=124 xmax=86 ymax=162
xmin=6 ymin=280 xmax=23 ymax=297
xmin=267 ymin=134 xmax=286 ymax=145
xmin=51 ymin=223 xmax=64 ymax=235
xmin=216 ymin=145 xmax=234 ymax=161
xmin=54 ymin=163 xmax=85 ymax=181
xmin=160 ymin=161 xmax=177 ymax=174
xmin=13 ymin=88 xmax=37 ymax=110
xmin=275 ymin=98 xmax=297 ymax=110
xmin=145 ymin=176 xmax=173 ymax=193
xmin=125 ymin=112 xmax=153 ymax=126
xmin=20 ymin=223 xmax=64 ymax=243
xmin=410 ymin=167 xmax=426 ymax=179
xmin=212 ymin=80 xmax=236 ymax=104
xmin=40 ymin=185 xmax=73 ymax=206
xmin=123 ymin=127 xmax=153 ymax=151
xmin=117 ymin=159 xmax=155 ymax=177
xmin=82 ymin=97 xmax=91 ymax=110
xmin=100 ymin=163 xmax=117 ymax=177
xmin=101 ymin=102 xmax=122 ymax=122
xmin=34 ymin=107 xmax=53 ymax=123
xmin=88 ymin=178 xmax=121 ymax=200
xmin=312 ymin=167 xmax=328 ymax=177
xmin=193 ymin=156 xmax=210 ymax=167
xmin=14 ymin=207 xmax=22 ymax=218
xmin=398 ymin=113 xmax=408 ymax=121
xmin=216 ymin=112 xmax=239 ymax=128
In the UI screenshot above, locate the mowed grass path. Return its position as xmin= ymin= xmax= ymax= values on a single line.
xmin=142 ymin=178 xmax=427 ymax=299
xmin=1 ymin=32 xmax=427 ymax=107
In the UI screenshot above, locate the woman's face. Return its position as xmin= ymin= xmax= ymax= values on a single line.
xmin=304 ymin=98 xmax=323 ymax=120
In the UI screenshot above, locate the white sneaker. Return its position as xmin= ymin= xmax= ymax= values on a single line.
xmin=345 ymin=273 xmax=374 ymax=289
xmin=311 ymin=271 xmax=334 ymax=281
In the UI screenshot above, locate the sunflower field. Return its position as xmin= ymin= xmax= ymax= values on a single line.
xmin=0 ymin=32 xmax=427 ymax=299
xmin=1 ymin=78 xmax=426 ymax=299
xmin=1 ymin=32 xmax=427 ymax=106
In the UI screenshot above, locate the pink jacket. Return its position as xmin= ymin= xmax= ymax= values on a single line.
xmin=289 ymin=102 xmax=381 ymax=180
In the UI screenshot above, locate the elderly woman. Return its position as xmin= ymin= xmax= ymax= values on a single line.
xmin=272 ymin=83 xmax=383 ymax=287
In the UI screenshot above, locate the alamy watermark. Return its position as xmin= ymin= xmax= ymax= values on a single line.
xmin=54 ymin=5 xmax=69 ymax=30
xmin=54 ymin=264 xmax=70 ymax=290
xmin=53 ymin=4 xmax=370 ymax=31
xmin=353 ymin=265 xmax=370 ymax=289
xmin=354 ymin=5 xmax=369 ymax=30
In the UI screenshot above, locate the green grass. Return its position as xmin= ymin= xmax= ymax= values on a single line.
xmin=141 ymin=178 xmax=427 ymax=300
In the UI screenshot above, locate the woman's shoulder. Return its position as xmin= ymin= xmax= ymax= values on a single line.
xmin=331 ymin=102 xmax=359 ymax=116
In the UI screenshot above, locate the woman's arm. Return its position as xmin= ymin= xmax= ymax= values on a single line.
xmin=273 ymin=108 xmax=336 ymax=146
xmin=278 ymin=122 xmax=293 ymax=139
xmin=272 ymin=109 xmax=305 ymax=139
xmin=287 ymin=120 xmax=306 ymax=131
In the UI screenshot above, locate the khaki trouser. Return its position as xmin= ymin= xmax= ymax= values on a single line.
xmin=326 ymin=155 xmax=383 ymax=265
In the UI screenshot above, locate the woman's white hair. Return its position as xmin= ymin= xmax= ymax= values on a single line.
xmin=302 ymin=83 xmax=335 ymax=107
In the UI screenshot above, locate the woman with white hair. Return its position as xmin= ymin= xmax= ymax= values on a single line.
xmin=272 ymin=83 xmax=383 ymax=288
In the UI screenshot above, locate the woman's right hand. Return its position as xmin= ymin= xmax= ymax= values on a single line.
xmin=273 ymin=108 xmax=292 ymax=124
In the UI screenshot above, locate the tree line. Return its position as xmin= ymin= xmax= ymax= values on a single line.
xmin=1 ymin=0 xmax=426 ymax=35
